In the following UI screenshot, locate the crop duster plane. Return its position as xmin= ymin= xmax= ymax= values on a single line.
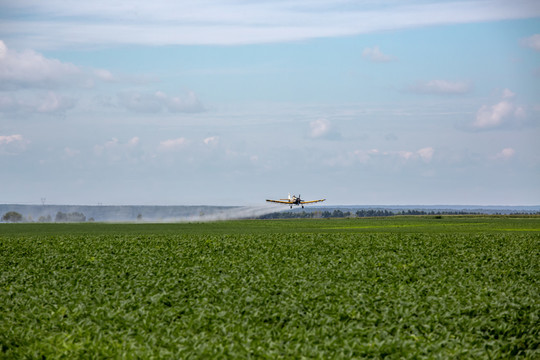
xmin=266 ymin=193 xmax=326 ymax=209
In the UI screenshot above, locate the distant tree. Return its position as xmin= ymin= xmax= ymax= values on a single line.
xmin=137 ymin=213 xmax=143 ymax=221
xmin=38 ymin=214 xmax=52 ymax=223
xmin=67 ymin=212 xmax=86 ymax=222
xmin=2 ymin=211 xmax=23 ymax=222
xmin=55 ymin=211 xmax=67 ymax=222
xmin=55 ymin=211 xmax=86 ymax=222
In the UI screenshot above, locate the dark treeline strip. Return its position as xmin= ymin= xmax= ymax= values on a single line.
xmin=259 ymin=209 xmax=540 ymax=219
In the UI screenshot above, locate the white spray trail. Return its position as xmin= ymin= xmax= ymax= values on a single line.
xmin=177 ymin=204 xmax=285 ymax=222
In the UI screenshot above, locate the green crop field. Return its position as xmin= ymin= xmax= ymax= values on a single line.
xmin=1 ymin=216 xmax=539 ymax=358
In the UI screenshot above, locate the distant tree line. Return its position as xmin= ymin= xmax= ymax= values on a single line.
xmin=256 ymin=209 xmax=540 ymax=219
xmin=322 ymin=210 xmax=351 ymax=218
xmin=54 ymin=211 xmax=86 ymax=222
xmin=356 ymin=209 xmax=395 ymax=217
xmin=1 ymin=211 xmax=92 ymax=223
xmin=259 ymin=211 xmax=315 ymax=219
xmin=395 ymin=210 xmax=474 ymax=216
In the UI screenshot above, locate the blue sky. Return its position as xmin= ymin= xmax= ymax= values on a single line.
xmin=1 ymin=0 xmax=539 ymax=205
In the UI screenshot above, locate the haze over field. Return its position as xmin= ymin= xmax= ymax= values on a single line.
xmin=1 ymin=1 xmax=539 ymax=206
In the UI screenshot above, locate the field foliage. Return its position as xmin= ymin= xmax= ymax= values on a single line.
xmin=1 ymin=216 xmax=539 ymax=358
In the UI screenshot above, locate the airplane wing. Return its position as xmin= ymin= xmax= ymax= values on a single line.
xmin=300 ymin=199 xmax=326 ymax=204
xmin=266 ymin=199 xmax=292 ymax=204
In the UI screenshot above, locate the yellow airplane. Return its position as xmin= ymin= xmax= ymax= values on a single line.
xmin=266 ymin=193 xmax=326 ymax=209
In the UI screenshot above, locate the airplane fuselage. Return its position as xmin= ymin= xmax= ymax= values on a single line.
xmin=266 ymin=193 xmax=325 ymax=208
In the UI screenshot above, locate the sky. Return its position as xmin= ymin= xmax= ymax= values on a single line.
xmin=0 ymin=0 xmax=539 ymax=206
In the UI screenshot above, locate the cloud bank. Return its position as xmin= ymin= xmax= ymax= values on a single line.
xmin=2 ymin=1 xmax=539 ymax=48
xmin=0 ymin=40 xmax=85 ymax=90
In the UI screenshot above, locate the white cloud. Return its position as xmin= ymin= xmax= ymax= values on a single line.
xmin=94 ymin=69 xmax=115 ymax=82
xmin=417 ymin=147 xmax=435 ymax=162
xmin=328 ymin=147 xmax=433 ymax=167
xmin=521 ymin=34 xmax=540 ymax=51
xmin=494 ymin=147 xmax=516 ymax=160
xmin=0 ymin=134 xmax=29 ymax=154
xmin=94 ymin=138 xmax=119 ymax=156
xmin=472 ymin=90 xmax=526 ymax=129
xmin=387 ymin=147 xmax=435 ymax=163
xmin=203 ymin=136 xmax=219 ymax=145
xmin=165 ymin=91 xmax=204 ymax=113
xmin=474 ymin=101 xmax=514 ymax=128
xmin=118 ymin=91 xmax=204 ymax=113
xmin=128 ymin=137 xmax=140 ymax=147
xmin=398 ymin=151 xmax=415 ymax=160
xmin=310 ymin=119 xmax=330 ymax=138
xmin=4 ymin=1 xmax=539 ymax=48
xmin=309 ymin=118 xmax=341 ymax=139
xmin=353 ymin=149 xmax=379 ymax=163
xmin=362 ymin=46 xmax=395 ymax=63
xmin=0 ymin=40 xmax=84 ymax=90
xmin=501 ymin=88 xmax=515 ymax=99
xmin=94 ymin=137 xmax=140 ymax=162
xmin=409 ymin=80 xmax=471 ymax=94
xmin=0 ymin=40 xmax=140 ymax=95
xmin=0 ymin=40 xmax=6 ymax=59
xmin=159 ymin=137 xmax=188 ymax=151
xmin=0 ymin=134 xmax=24 ymax=145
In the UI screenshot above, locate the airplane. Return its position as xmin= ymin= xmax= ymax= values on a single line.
xmin=266 ymin=193 xmax=326 ymax=209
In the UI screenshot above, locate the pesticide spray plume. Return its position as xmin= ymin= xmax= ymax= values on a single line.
xmin=0 ymin=203 xmax=288 ymax=223
xmin=105 ymin=203 xmax=287 ymax=223
xmin=175 ymin=203 xmax=285 ymax=223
